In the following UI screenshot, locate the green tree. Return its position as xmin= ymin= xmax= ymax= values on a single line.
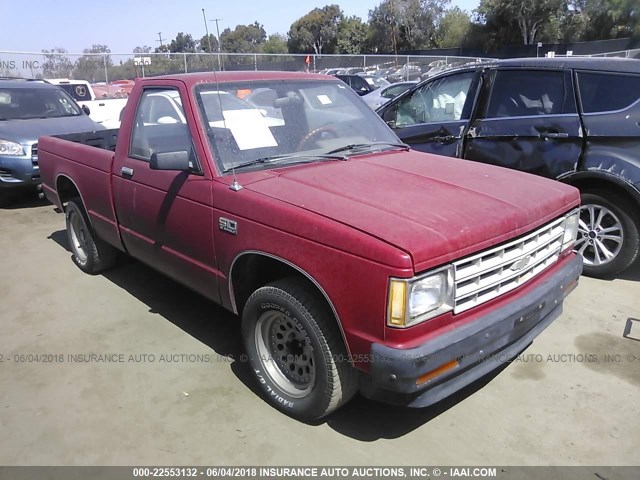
xmin=436 ymin=8 xmax=472 ymax=47
xmin=262 ymin=34 xmax=288 ymax=54
xmin=41 ymin=48 xmax=73 ymax=78
xmin=71 ymin=44 xmax=112 ymax=82
xmin=368 ymin=0 xmax=450 ymax=54
xmin=167 ymin=33 xmax=197 ymax=53
xmin=580 ymin=0 xmax=639 ymax=40
xmin=476 ymin=0 xmax=566 ymax=45
xmin=221 ymin=22 xmax=267 ymax=53
xmin=337 ymin=16 xmax=368 ymax=54
xmin=198 ymin=34 xmax=219 ymax=53
xmin=288 ymin=5 xmax=343 ymax=55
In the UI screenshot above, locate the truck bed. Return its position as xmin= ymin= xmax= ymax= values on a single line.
xmin=39 ymin=129 xmax=124 ymax=251
xmin=54 ymin=128 xmax=119 ymax=152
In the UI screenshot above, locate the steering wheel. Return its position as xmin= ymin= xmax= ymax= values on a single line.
xmin=297 ymin=124 xmax=339 ymax=150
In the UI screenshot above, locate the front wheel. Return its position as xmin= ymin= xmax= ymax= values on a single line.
xmin=576 ymin=192 xmax=640 ymax=277
xmin=241 ymin=278 xmax=357 ymax=421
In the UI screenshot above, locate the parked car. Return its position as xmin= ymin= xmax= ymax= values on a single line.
xmin=377 ymin=57 xmax=640 ymax=277
xmin=336 ymin=67 xmax=365 ymax=75
xmin=363 ymin=80 xmax=418 ymax=109
xmin=334 ymin=74 xmax=376 ymax=96
xmin=47 ymin=78 xmax=128 ymax=129
xmin=0 ymin=78 xmax=104 ymax=206
xmin=39 ymin=71 xmax=581 ymax=421
xmin=387 ymin=63 xmax=423 ymax=83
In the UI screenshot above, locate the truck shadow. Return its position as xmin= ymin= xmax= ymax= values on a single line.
xmin=324 ymin=367 xmax=506 ymax=440
xmin=49 ymin=228 xmax=517 ymax=439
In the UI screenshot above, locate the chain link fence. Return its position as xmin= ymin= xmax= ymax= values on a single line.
xmin=1 ymin=49 xmax=636 ymax=92
xmin=0 ymin=51 xmax=491 ymax=84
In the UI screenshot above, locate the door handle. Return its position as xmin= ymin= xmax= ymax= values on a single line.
xmin=433 ymin=135 xmax=456 ymax=143
xmin=540 ymin=132 xmax=569 ymax=139
xmin=120 ymin=166 xmax=134 ymax=177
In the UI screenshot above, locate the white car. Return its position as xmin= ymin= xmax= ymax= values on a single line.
xmin=362 ymin=81 xmax=418 ymax=110
xmin=46 ymin=79 xmax=128 ymax=129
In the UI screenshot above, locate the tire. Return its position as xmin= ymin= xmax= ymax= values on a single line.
xmin=65 ymin=198 xmax=118 ymax=274
xmin=576 ymin=191 xmax=640 ymax=278
xmin=241 ymin=277 xmax=358 ymax=421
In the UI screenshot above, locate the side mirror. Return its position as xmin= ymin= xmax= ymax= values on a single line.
xmin=82 ymin=104 xmax=91 ymax=116
xmin=150 ymin=151 xmax=190 ymax=171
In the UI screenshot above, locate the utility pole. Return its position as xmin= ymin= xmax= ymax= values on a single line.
xmin=210 ymin=17 xmax=223 ymax=71
xmin=156 ymin=32 xmax=166 ymax=50
xmin=202 ymin=9 xmax=213 ymax=53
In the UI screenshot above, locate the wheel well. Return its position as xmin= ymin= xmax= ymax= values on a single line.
xmin=56 ymin=176 xmax=80 ymax=208
xmin=564 ymin=176 xmax=640 ymax=210
xmin=231 ymin=254 xmax=335 ymax=318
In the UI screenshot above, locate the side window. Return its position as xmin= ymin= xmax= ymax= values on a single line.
xmin=578 ymin=72 xmax=640 ymax=113
xmin=383 ymin=84 xmax=410 ymax=99
xmin=485 ymin=70 xmax=569 ymax=118
xmin=395 ymin=72 xmax=475 ymax=127
xmin=130 ymin=88 xmax=192 ymax=161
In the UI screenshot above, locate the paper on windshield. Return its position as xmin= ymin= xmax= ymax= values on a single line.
xmin=316 ymin=94 xmax=332 ymax=105
xmin=221 ymin=109 xmax=278 ymax=150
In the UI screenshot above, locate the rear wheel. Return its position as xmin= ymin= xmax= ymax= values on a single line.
xmin=241 ymin=277 xmax=357 ymax=421
xmin=65 ymin=198 xmax=118 ymax=274
xmin=577 ymin=191 xmax=640 ymax=277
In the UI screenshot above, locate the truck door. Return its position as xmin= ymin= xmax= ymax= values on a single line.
xmin=381 ymin=70 xmax=479 ymax=158
xmin=112 ymin=84 xmax=220 ymax=302
xmin=463 ymin=68 xmax=583 ymax=179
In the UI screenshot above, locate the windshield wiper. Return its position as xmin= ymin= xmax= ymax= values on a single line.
xmin=223 ymin=153 xmax=347 ymax=173
xmin=325 ymin=141 xmax=410 ymax=155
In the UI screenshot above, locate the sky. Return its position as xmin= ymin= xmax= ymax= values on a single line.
xmin=1 ymin=0 xmax=480 ymax=54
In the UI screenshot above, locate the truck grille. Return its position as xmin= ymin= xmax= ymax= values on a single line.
xmin=453 ymin=217 xmax=565 ymax=314
xmin=31 ymin=143 xmax=38 ymax=167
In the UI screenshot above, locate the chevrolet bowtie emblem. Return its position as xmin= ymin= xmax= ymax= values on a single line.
xmin=510 ymin=255 xmax=532 ymax=272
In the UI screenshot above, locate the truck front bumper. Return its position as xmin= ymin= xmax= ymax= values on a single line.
xmin=360 ymin=253 xmax=583 ymax=408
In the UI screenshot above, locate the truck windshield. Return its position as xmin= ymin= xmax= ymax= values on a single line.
xmin=0 ymin=87 xmax=82 ymax=120
xmin=194 ymin=79 xmax=400 ymax=173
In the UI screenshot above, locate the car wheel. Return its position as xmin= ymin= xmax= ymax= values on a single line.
xmin=241 ymin=277 xmax=357 ymax=421
xmin=576 ymin=191 xmax=640 ymax=277
xmin=65 ymin=198 xmax=118 ymax=274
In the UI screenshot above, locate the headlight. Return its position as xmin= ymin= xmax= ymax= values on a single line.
xmin=387 ymin=265 xmax=454 ymax=328
xmin=563 ymin=209 xmax=580 ymax=251
xmin=0 ymin=139 xmax=24 ymax=156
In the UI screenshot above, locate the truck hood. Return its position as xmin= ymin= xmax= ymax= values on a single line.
xmin=245 ymin=151 xmax=579 ymax=271
xmin=0 ymin=115 xmax=104 ymax=145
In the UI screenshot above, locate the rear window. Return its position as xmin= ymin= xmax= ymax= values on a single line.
xmin=485 ymin=70 xmax=575 ymax=118
xmin=58 ymin=84 xmax=92 ymax=102
xmin=578 ymin=72 xmax=640 ymax=113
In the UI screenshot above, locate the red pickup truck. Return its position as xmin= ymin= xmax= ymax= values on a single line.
xmin=40 ymin=71 xmax=582 ymax=421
